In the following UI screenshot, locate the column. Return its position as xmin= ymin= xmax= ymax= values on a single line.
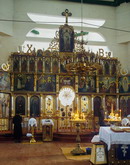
xmin=27 ymin=94 xmax=30 ymax=117
xmin=56 ymin=95 xmax=59 ymax=111
xmin=116 ymin=76 xmax=119 ymax=93
xmin=58 ymin=58 xmax=61 ymax=73
xmin=35 ymin=57 xmax=37 ymax=73
xmin=117 ymin=95 xmax=119 ymax=111
xmin=96 ymin=76 xmax=99 ymax=93
xmin=27 ymin=56 xmax=29 ymax=73
xmin=43 ymin=57 xmax=45 ymax=73
xmin=56 ymin=75 xmax=59 ymax=93
xmin=76 ymin=94 xmax=79 ymax=113
xmin=75 ymin=76 xmax=78 ymax=93
xmin=40 ymin=94 xmax=43 ymax=117
xmin=11 ymin=94 xmax=14 ymax=117
xmin=11 ymin=74 xmax=14 ymax=91
xmin=19 ymin=56 xmax=21 ymax=72
xmin=91 ymin=95 xmax=94 ymax=112
xmin=50 ymin=56 xmax=53 ymax=73
xmin=34 ymin=74 xmax=37 ymax=91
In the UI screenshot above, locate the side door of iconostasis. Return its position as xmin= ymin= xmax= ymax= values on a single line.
xmin=119 ymin=76 xmax=130 ymax=117
xmin=0 ymin=71 xmax=11 ymax=131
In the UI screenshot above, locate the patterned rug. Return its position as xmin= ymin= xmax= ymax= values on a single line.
xmin=61 ymin=146 xmax=91 ymax=161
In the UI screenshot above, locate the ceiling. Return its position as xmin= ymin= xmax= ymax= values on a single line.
xmin=62 ymin=0 xmax=130 ymax=7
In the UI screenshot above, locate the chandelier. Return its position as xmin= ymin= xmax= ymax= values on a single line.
xmin=64 ymin=33 xmax=102 ymax=77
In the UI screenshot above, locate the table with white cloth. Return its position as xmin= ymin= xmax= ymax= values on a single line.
xmin=99 ymin=126 xmax=130 ymax=165
xmin=41 ymin=119 xmax=54 ymax=141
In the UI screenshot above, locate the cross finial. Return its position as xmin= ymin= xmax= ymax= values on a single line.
xmin=62 ymin=9 xmax=72 ymax=24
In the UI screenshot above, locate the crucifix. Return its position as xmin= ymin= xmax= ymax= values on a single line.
xmin=121 ymin=145 xmax=128 ymax=157
xmin=62 ymin=9 xmax=72 ymax=24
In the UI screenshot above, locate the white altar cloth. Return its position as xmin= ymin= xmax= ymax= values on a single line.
xmin=99 ymin=127 xmax=130 ymax=150
xmin=41 ymin=119 xmax=54 ymax=126
xmin=28 ymin=118 xmax=37 ymax=127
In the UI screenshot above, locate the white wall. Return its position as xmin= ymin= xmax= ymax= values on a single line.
xmin=0 ymin=0 xmax=14 ymax=36
xmin=0 ymin=0 xmax=130 ymax=72
xmin=115 ymin=3 xmax=130 ymax=71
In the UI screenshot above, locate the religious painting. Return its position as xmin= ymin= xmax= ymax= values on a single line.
xmin=21 ymin=57 xmax=27 ymax=72
xmin=59 ymin=76 xmax=75 ymax=89
xmin=119 ymin=76 xmax=130 ymax=93
xmin=0 ymin=93 xmax=10 ymax=118
xmin=94 ymin=96 xmax=102 ymax=117
xmin=104 ymin=61 xmax=110 ymax=75
xmin=29 ymin=57 xmax=35 ymax=72
xmin=111 ymin=62 xmax=117 ymax=75
xmin=52 ymin=58 xmax=59 ymax=73
xmin=13 ymin=56 xmax=19 ymax=72
xmin=78 ymin=76 xmax=96 ymax=92
xmin=14 ymin=74 xmax=34 ymax=91
xmin=99 ymin=77 xmax=116 ymax=93
xmin=15 ymin=96 xmax=25 ymax=115
xmin=37 ymin=75 xmax=56 ymax=92
xmin=37 ymin=58 xmax=43 ymax=73
xmin=59 ymin=24 xmax=74 ymax=52
xmin=119 ymin=96 xmax=130 ymax=117
xmin=45 ymin=95 xmax=53 ymax=115
xmin=81 ymin=96 xmax=89 ymax=113
xmin=30 ymin=96 xmax=40 ymax=117
xmin=37 ymin=49 xmax=43 ymax=56
xmin=60 ymin=61 xmax=67 ymax=73
xmin=0 ymin=72 xmax=10 ymax=91
xmin=45 ymin=57 xmax=51 ymax=73
xmin=105 ymin=95 xmax=117 ymax=116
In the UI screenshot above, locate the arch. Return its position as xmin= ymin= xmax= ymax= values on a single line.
xmin=15 ymin=96 xmax=25 ymax=115
xmin=30 ymin=96 xmax=40 ymax=117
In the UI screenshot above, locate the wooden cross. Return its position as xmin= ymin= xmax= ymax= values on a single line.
xmin=62 ymin=9 xmax=72 ymax=24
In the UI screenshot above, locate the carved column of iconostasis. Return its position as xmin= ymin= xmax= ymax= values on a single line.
xmin=56 ymin=75 xmax=59 ymax=93
xmin=116 ymin=76 xmax=119 ymax=93
xmin=116 ymin=95 xmax=119 ymax=113
xmin=75 ymin=94 xmax=79 ymax=114
xmin=11 ymin=74 xmax=14 ymax=91
xmin=91 ymin=95 xmax=94 ymax=112
xmin=27 ymin=56 xmax=29 ymax=73
xmin=50 ymin=56 xmax=52 ymax=73
xmin=19 ymin=56 xmax=21 ymax=72
xmin=102 ymin=95 xmax=106 ymax=110
xmin=56 ymin=94 xmax=59 ymax=111
xmin=75 ymin=76 xmax=78 ymax=93
xmin=109 ymin=62 xmax=112 ymax=76
xmin=42 ymin=95 xmax=46 ymax=116
xmin=27 ymin=94 xmax=30 ymax=117
xmin=53 ymin=96 xmax=57 ymax=117
xmin=35 ymin=56 xmax=37 ymax=73
xmin=96 ymin=76 xmax=99 ymax=93
xmin=34 ymin=74 xmax=37 ymax=91
xmin=58 ymin=58 xmax=61 ymax=73
xmin=43 ymin=57 xmax=45 ymax=73
xmin=11 ymin=94 xmax=14 ymax=117
xmin=40 ymin=94 xmax=43 ymax=117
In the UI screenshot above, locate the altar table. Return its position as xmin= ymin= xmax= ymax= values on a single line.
xmin=99 ymin=127 xmax=130 ymax=150
xmin=99 ymin=127 xmax=130 ymax=165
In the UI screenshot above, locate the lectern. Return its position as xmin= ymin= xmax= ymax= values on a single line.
xmin=41 ymin=119 xmax=54 ymax=142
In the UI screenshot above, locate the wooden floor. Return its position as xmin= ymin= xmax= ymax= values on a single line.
xmin=0 ymin=140 xmax=93 ymax=165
